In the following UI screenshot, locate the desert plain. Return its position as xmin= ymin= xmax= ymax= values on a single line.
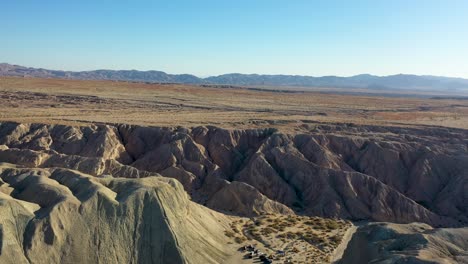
xmin=1 ymin=77 xmax=466 ymax=130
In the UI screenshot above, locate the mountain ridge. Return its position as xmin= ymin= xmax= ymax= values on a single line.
xmin=2 ymin=63 xmax=468 ymax=91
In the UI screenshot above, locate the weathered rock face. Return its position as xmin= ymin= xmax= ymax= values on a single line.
xmin=0 ymin=165 xmax=230 ymax=264
xmin=0 ymin=121 xmax=466 ymax=226
xmin=337 ymin=222 xmax=468 ymax=264
xmin=206 ymin=181 xmax=294 ymax=216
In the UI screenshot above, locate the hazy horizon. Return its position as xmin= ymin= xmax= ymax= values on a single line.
xmin=3 ymin=61 xmax=468 ymax=80
xmin=2 ymin=1 xmax=468 ymax=78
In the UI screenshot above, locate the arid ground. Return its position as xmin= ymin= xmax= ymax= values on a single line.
xmin=1 ymin=77 xmax=467 ymax=264
xmin=1 ymin=77 xmax=467 ymax=131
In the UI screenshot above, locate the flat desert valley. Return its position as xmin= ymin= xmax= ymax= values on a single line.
xmin=1 ymin=77 xmax=466 ymax=130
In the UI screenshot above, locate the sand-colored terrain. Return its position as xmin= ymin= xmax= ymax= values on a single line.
xmin=0 ymin=164 xmax=233 ymax=264
xmin=224 ymin=215 xmax=351 ymax=263
xmin=337 ymin=222 xmax=468 ymax=263
xmin=0 ymin=77 xmax=466 ymax=263
xmin=1 ymin=77 xmax=467 ymax=131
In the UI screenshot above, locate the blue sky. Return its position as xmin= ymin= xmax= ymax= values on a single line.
xmin=2 ymin=0 xmax=468 ymax=77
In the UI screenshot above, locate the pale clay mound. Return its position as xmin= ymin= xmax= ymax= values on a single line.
xmin=0 ymin=164 xmax=231 ymax=264
xmin=337 ymin=222 xmax=468 ymax=264
xmin=0 ymin=121 xmax=466 ymax=226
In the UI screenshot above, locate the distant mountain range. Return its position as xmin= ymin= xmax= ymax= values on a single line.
xmin=2 ymin=63 xmax=468 ymax=91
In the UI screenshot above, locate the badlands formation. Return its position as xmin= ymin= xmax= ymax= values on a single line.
xmin=0 ymin=77 xmax=467 ymax=263
xmin=0 ymin=121 xmax=467 ymax=263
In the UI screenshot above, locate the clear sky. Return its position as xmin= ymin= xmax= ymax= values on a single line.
xmin=2 ymin=0 xmax=467 ymax=77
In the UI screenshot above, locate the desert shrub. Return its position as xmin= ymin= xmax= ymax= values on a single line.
xmin=277 ymin=233 xmax=286 ymax=238
xmin=315 ymin=222 xmax=326 ymax=230
xmin=270 ymin=221 xmax=287 ymax=232
xmin=261 ymin=227 xmax=276 ymax=236
xmin=325 ymin=220 xmax=339 ymax=230
xmin=255 ymin=219 xmax=264 ymax=226
xmin=224 ymin=231 xmax=235 ymax=237
xmin=251 ymin=231 xmax=262 ymax=241
xmin=246 ymin=226 xmax=257 ymax=233
xmin=234 ymin=236 xmax=246 ymax=244
xmin=285 ymin=216 xmax=297 ymax=225
xmin=330 ymin=235 xmax=341 ymax=244
xmin=303 ymin=233 xmax=325 ymax=244
xmin=285 ymin=232 xmax=297 ymax=239
xmin=316 ymin=237 xmax=325 ymax=243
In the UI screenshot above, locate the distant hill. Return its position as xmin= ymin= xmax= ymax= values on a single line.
xmin=0 ymin=63 xmax=204 ymax=84
xmin=2 ymin=63 xmax=468 ymax=91
xmin=205 ymin=73 xmax=468 ymax=91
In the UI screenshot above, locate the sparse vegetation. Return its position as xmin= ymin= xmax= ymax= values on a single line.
xmin=224 ymin=230 xmax=235 ymax=238
xmin=1 ymin=77 xmax=466 ymax=132
xmin=234 ymin=236 xmax=246 ymax=244
xmin=225 ymin=215 xmax=352 ymax=263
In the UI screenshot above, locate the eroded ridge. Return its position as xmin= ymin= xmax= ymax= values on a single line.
xmin=0 ymin=165 xmax=231 ymax=264
xmin=0 ymin=121 xmax=466 ymax=227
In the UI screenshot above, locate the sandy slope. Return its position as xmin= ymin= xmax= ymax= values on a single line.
xmin=337 ymin=222 xmax=468 ymax=264
xmin=331 ymin=224 xmax=358 ymax=263
xmin=0 ymin=164 xmax=233 ymax=263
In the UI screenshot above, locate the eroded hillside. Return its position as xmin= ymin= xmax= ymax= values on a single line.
xmin=0 ymin=165 xmax=231 ymax=264
xmin=338 ymin=222 xmax=468 ymax=263
xmin=1 ymin=121 xmax=466 ymax=228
